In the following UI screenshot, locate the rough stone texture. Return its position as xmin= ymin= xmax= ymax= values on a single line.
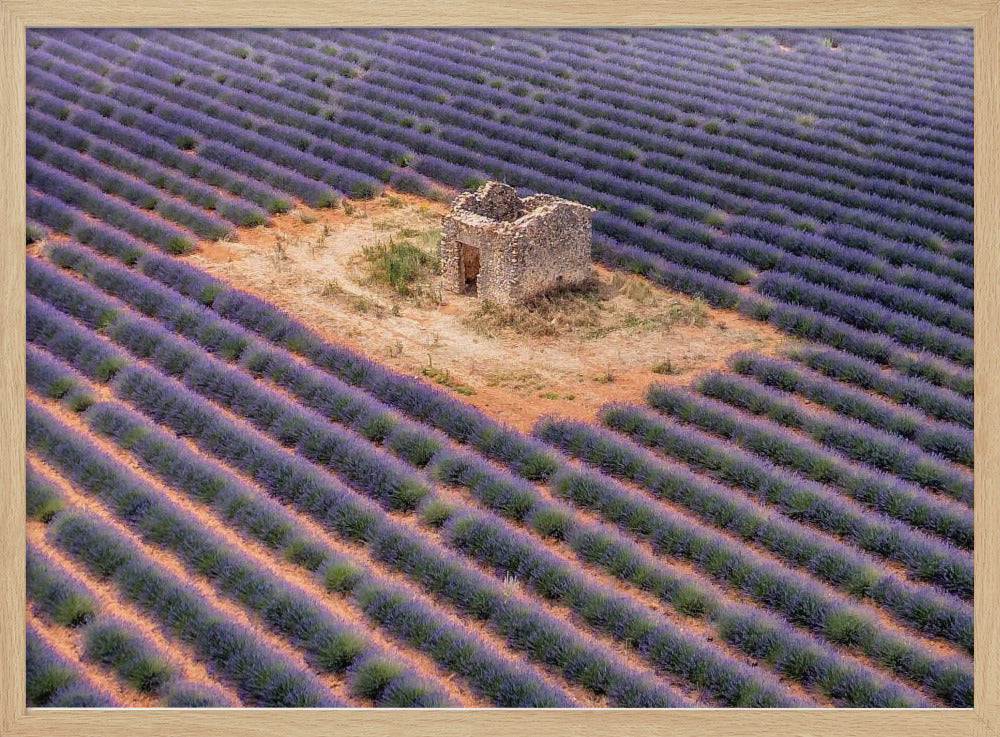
xmin=440 ymin=182 xmax=594 ymax=305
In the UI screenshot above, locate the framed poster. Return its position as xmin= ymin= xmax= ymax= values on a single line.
xmin=1 ymin=2 xmax=996 ymax=736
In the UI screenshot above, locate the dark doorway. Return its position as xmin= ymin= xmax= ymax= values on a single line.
xmin=458 ymin=243 xmax=480 ymax=295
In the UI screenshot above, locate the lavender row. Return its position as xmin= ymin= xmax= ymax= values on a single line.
xmin=83 ymin=398 xmax=575 ymax=707
xmin=367 ymin=28 xmax=973 ymax=193
xmin=105 ymin=31 xmax=432 ymax=194
xmin=742 ymin=298 xmax=974 ymax=399
xmin=24 ymin=293 xmax=685 ymax=707
xmin=445 ymin=27 xmax=973 ymax=152
xmin=504 ymin=402 xmax=972 ymax=596
xmin=25 ymin=292 xmax=128 ymax=385
xmin=31 ymin=339 xmax=578 ymax=707
xmin=695 ymin=371 xmax=974 ymax=495
xmin=741 ymin=247 xmax=972 ymax=336
xmin=28 ymin=131 xmax=233 ymax=241
xmin=26 ymin=462 xmax=67 ymax=523
xmin=437 ymin=27 xmax=964 ymax=136
xmin=343 ymin=52 xmax=971 ymax=240
xmin=41 ymin=240 xmax=928 ymax=705
xmin=26 ymin=342 xmax=97 ymax=413
xmin=726 ymin=353 xmax=973 ymax=467
xmin=44 ymin=241 xmax=423 ymax=451
xmin=45 ymin=507 xmax=339 ymax=707
xmin=28 ymin=49 xmax=197 ymax=149
xmin=28 ymin=432 xmax=336 ymax=710
xmin=561 ymin=29 xmax=972 ymax=139
xmin=536 ymin=412 xmax=972 ymax=622
xmin=648 ymin=370 xmax=972 ymax=536
xmin=83 ymin=618 xmax=236 ymax=706
xmin=26 ymin=193 xmax=146 ymax=270
xmin=26 ymin=70 xmax=340 ymax=211
xmin=28 ymin=108 xmax=268 ymax=227
xmin=422 ymin=452 xmax=929 ymax=706
xmin=604 ymin=392 xmax=977 ymax=587
xmin=82 ymin=60 xmax=383 ymax=202
xmin=213 ymin=23 xmax=968 ymax=198
xmin=27 ymin=59 xmax=341 ymax=211
xmin=787 ymin=346 xmax=974 ymax=429
xmin=110 ymin=365 xmax=689 ymax=707
xmin=729 ymin=218 xmax=973 ymax=298
xmin=719 ymin=220 xmax=972 ymax=311
xmin=27 ymin=542 xmax=98 ymax=628
xmin=322 ymin=58 xmax=967 ymax=257
xmin=26 ymin=622 xmax=117 ymax=707
xmin=654 ymin=29 xmax=973 ymax=96
xmin=27 ymin=520 xmax=234 ymax=705
xmin=32 ymin=268 xmax=799 ymax=708
xmin=822 ymin=220 xmax=972 ymax=281
xmin=26 ymin=72 xmax=293 ymax=213
xmin=646 ymin=383 xmax=973 ymax=510
xmin=532 ymin=421 xmax=972 ymax=705
xmin=435 ymin=507 xmax=805 ymax=707
xmin=339 ymin=29 xmax=972 ymax=188
xmin=35 ymin=33 xmax=371 ymax=203
xmin=26 ymin=221 xmax=46 ymax=244
xmin=92 ymin=29 xmax=421 ymax=186
xmin=27 ymin=158 xmax=195 ymax=254
xmin=27 ymin=400 xmax=456 ymax=707
xmin=323 ymin=27 xmax=972 ymax=122
xmin=754 ymin=273 xmax=972 ymax=366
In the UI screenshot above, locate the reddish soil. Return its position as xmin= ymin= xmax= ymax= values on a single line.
xmin=26 ymin=397 xmax=353 ymax=706
xmin=25 ymin=607 xmax=157 ymax=708
xmin=27 ymin=229 xmax=965 ymax=708
xmin=181 ymin=189 xmax=791 ymax=433
xmin=438 ymin=479 xmax=828 ymax=707
xmin=26 ymin=509 xmax=246 ymax=707
xmin=585 ymin=445 xmax=972 ymax=665
xmin=29 ymin=391 xmax=487 ymax=708
xmin=158 ymin=381 xmax=596 ymax=706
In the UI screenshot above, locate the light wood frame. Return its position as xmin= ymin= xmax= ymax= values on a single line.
xmin=1 ymin=3 xmax=997 ymax=735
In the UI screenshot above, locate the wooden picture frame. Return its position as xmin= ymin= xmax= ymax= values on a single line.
xmin=1 ymin=3 xmax=997 ymax=735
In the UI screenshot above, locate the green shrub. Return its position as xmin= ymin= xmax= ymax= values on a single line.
xmin=322 ymin=559 xmax=364 ymax=593
xmin=360 ymin=238 xmax=438 ymax=297
xmin=349 ymin=656 xmax=404 ymax=701
xmin=52 ymin=592 xmax=97 ymax=627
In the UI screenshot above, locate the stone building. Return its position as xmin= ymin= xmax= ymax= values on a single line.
xmin=439 ymin=182 xmax=594 ymax=305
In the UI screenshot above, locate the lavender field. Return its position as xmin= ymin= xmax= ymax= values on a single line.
xmin=24 ymin=28 xmax=973 ymax=708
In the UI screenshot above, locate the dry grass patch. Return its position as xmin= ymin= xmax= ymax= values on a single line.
xmin=357 ymin=232 xmax=441 ymax=304
xmin=464 ymin=273 xmax=708 ymax=340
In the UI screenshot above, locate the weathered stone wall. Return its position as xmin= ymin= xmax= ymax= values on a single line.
xmin=513 ymin=201 xmax=593 ymax=300
xmin=440 ymin=182 xmax=593 ymax=305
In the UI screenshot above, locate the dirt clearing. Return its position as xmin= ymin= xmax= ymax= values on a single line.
xmin=184 ymin=190 xmax=790 ymax=432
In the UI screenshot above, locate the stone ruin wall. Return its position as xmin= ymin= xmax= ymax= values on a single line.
xmin=439 ymin=212 xmax=510 ymax=301
xmin=440 ymin=183 xmax=593 ymax=305
xmin=513 ymin=202 xmax=593 ymax=300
